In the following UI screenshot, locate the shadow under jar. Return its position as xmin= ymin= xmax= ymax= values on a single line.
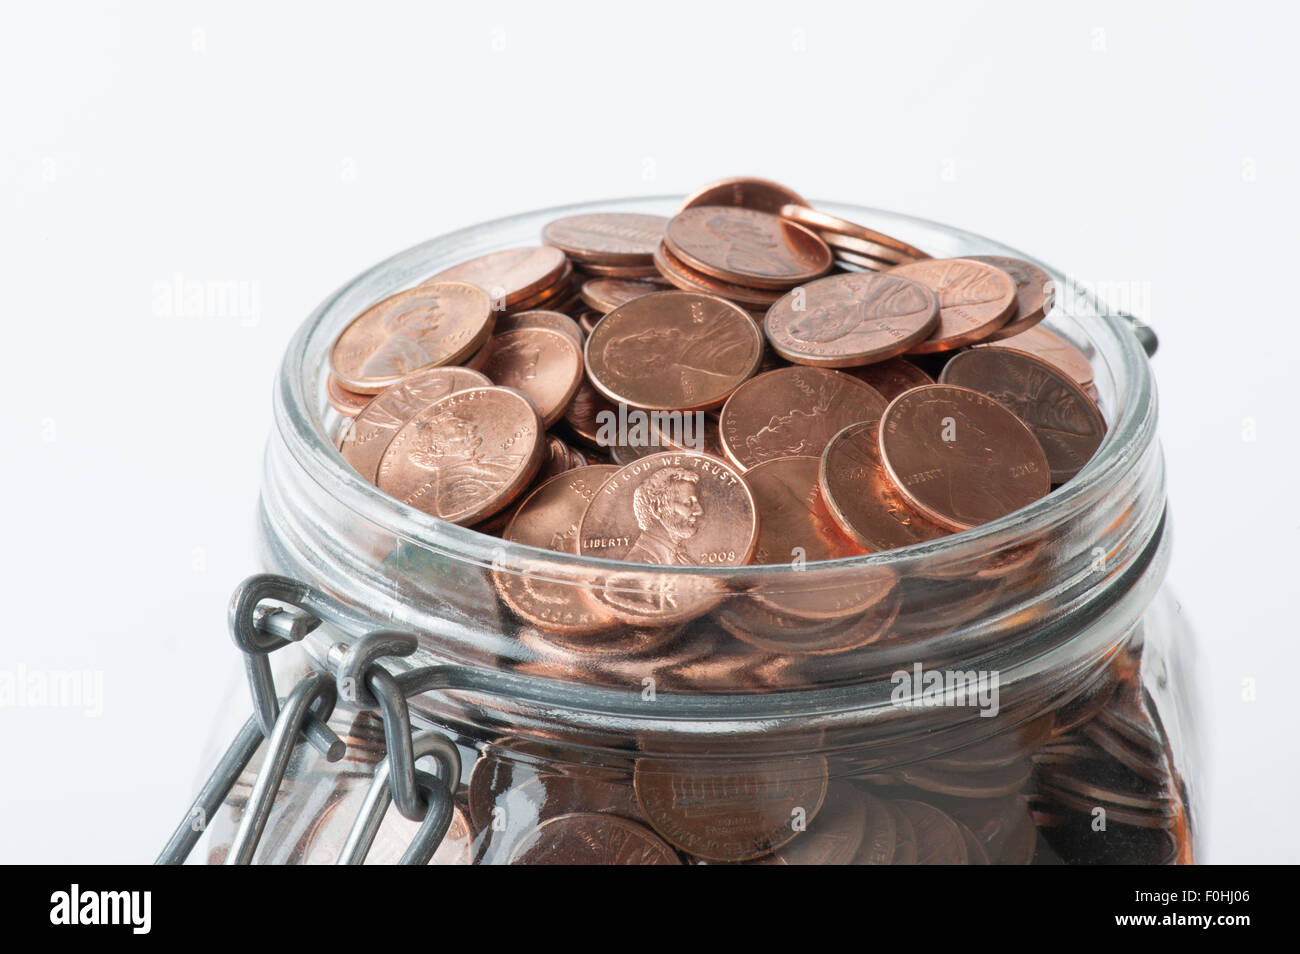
xmin=204 ymin=197 xmax=1200 ymax=865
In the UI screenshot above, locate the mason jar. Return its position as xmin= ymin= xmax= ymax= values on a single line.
xmin=199 ymin=197 xmax=1199 ymax=865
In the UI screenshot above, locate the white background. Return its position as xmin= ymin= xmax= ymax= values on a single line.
xmin=1 ymin=1 xmax=1295 ymax=863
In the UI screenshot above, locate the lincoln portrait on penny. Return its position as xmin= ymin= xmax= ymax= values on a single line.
xmin=625 ymin=466 xmax=704 ymax=565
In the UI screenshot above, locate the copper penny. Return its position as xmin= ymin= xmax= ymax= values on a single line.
xmin=579 ymin=277 xmax=671 ymax=314
xmin=846 ymin=356 xmax=934 ymax=401
xmin=664 ymin=207 xmax=832 ymax=290
xmin=887 ymin=799 xmax=918 ymax=864
xmin=773 ymin=781 xmax=868 ymax=865
xmin=979 ymin=323 xmax=1094 ymax=387
xmin=585 ymin=291 xmax=763 ymax=412
xmin=326 ymin=374 xmax=373 ymax=418
xmin=831 ymin=247 xmax=896 ymax=271
xmin=778 ymin=204 xmax=931 ymax=261
xmin=818 ymin=229 xmax=914 ymax=265
xmin=339 ymin=366 xmax=491 ymax=482
xmin=576 ymin=311 xmax=601 ymax=337
xmin=481 ymin=327 xmax=584 ymax=427
xmin=744 ymin=456 xmax=863 ymax=566
xmin=541 ymin=212 xmax=667 ymax=265
xmin=561 ymin=378 xmax=617 ymax=449
xmin=495 ymin=465 xmax=621 ymax=635
xmin=877 ymin=384 xmax=1050 ymax=531
xmin=633 ymin=756 xmax=829 ymax=862
xmin=718 ymin=366 xmax=887 ymax=471
xmin=964 ymin=254 xmax=1055 ymax=340
xmin=888 ymin=258 xmax=1017 ymax=353
xmin=716 ymin=573 xmax=900 ymax=654
xmin=329 ymin=281 xmax=493 ymax=393
xmin=508 ymin=812 xmax=680 ymax=865
xmin=376 ymin=386 xmax=543 ymax=525
xmin=652 ymin=241 xmax=785 ymax=309
xmin=764 ymin=272 xmax=940 ymax=368
xmin=893 ymin=800 xmax=968 ymax=864
xmin=571 ymin=261 xmax=663 ymax=279
xmin=939 ymin=347 xmax=1107 ymax=483
xmin=492 ymin=309 xmax=584 ymax=350
xmin=852 ymin=793 xmax=898 ymax=865
xmin=679 ymin=176 xmax=809 ymax=215
xmin=424 ymin=246 xmax=567 ymax=309
xmin=507 ymin=262 xmax=574 ymax=313
xmin=819 ymin=421 xmax=949 ymax=551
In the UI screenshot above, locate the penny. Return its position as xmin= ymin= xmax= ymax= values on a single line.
xmin=852 ymin=793 xmax=898 ymax=865
xmin=633 ymin=756 xmax=828 ymax=861
xmin=888 ymin=258 xmax=1017 ymax=353
xmin=939 ymin=347 xmax=1107 ymax=483
xmin=845 ymin=356 xmax=934 ymax=401
xmin=507 ymin=262 xmax=574 ymax=313
xmin=425 ymin=246 xmax=568 ymax=308
xmin=571 ymin=261 xmax=663 ymax=279
xmin=679 ymin=176 xmax=809 ymax=215
xmin=492 ymin=309 xmax=585 ymax=350
xmin=585 ymin=291 xmax=764 ymax=412
xmin=579 ymin=277 xmax=671 ymax=314
xmin=576 ymin=311 xmax=601 ymax=337
xmin=764 ymin=272 xmax=940 ymax=368
xmin=339 ymin=366 xmax=492 ymax=482
xmin=664 ymin=207 xmax=832 ymax=290
xmin=508 ymin=813 xmax=681 ymax=865
xmin=717 ymin=572 xmax=900 ymax=654
xmin=778 ymin=204 xmax=931 ymax=261
xmin=561 ymin=379 xmax=617 ymax=450
xmin=541 ymin=212 xmax=667 ymax=265
xmin=831 ymin=247 xmax=897 ymax=271
xmin=964 ymin=255 xmax=1054 ymax=340
xmin=878 ymin=385 xmax=1051 ymax=531
xmin=377 ymin=386 xmax=544 ymax=525
xmin=330 ymin=281 xmax=494 ymax=393
xmin=718 ymin=366 xmax=887 ymax=471
xmin=774 ymin=782 xmax=868 ymax=865
xmin=495 ymin=465 xmax=621 ymax=635
xmin=819 ymin=421 xmax=949 ymax=551
xmin=884 ymin=799 xmax=917 ymax=864
xmin=652 ymin=241 xmax=786 ymax=309
xmin=818 ymin=228 xmax=915 ymax=265
xmin=744 ymin=456 xmax=864 ymax=566
xmin=893 ymin=800 xmax=968 ymax=864
xmin=978 ymin=323 xmax=1094 ymax=387
xmin=481 ymin=327 xmax=584 ymax=427
xmin=326 ymin=374 xmax=372 ymax=418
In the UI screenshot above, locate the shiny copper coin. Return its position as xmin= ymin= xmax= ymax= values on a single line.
xmin=716 ymin=573 xmax=900 ymax=655
xmin=764 ymin=272 xmax=940 ymax=368
xmin=939 ymin=347 xmax=1106 ymax=483
xmin=633 ymin=756 xmax=829 ymax=862
xmin=778 ymin=204 xmax=931 ymax=261
xmin=893 ymin=800 xmax=968 ymax=864
xmin=965 ymin=255 xmax=1054 ymax=340
xmin=819 ymin=421 xmax=949 ymax=551
xmin=495 ymin=465 xmax=621 ymax=636
xmin=425 ymin=246 xmax=567 ymax=308
xmin=561 ymin=379 xmax=616 ymax=449
xmin=679 ymin=176 xmax=809 ymax=215
xmin=579 ymin=277 xmax=671 ymax=314
xmin=481 ymin=327 xmax=584 ymax=427
xmin=541 ymin=212 xmax=667 ymax=265
xmin=652 ymin=241 xmax=785 ymax=309
xmin=846 ymin=356 xmax=934 ymax=401
xmin=571 ymin=261 xmax=663 ymax=279
xmin=664 ymin=207 xmax=832 ymax=290
xmin=339 ymin=366 xmax=492 ymax=482
xmin=774 ymin=782 xmax=868 ymax=865
xmin=508 ymin=812 xmax=680 ymax=865
xmin=585 ymin=291 xmax=763 ymax=412
xmin=376 ymin=386 xmax=543 ymax=525
xmin=506 ymin=262 xmax=574 ymax=313
xmin=744 ymin=456 xmax=863 ymax=566
xmin=492 ymin=309 xmax=584 ymax=350
xmin=978 ymin=323 xmax=1094 ymax=387
xmin=818 ymin=229 xmax=914 ymax=265
xmin=577 ymin=310 xmax=600 ymax=337
xmin=831 ymin=248 xmax=895 ymax=271
xmin=718 ymin=366 xmax=887 ymax=471
xmin=326 ymin=374 xmax=372 ymax=418
xmin=462 ymin=334 xmax=493 ymax=371
xmin=877 ymin=385 xmax=1050 ymax=531
xmin=889 ymin=258 xmax=1017 ymax=353
xmin=330 ymin=281 xmax=493 ymax=393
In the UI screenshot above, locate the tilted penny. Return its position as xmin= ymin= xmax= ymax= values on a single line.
xmin=508 ymin=813 xmax=681 ymax=865
xmin=888 ymin=258 xmax=1017 ymax=353
xmin=495 ymin=465 xmax=621 ymax=636
xmin=633 ymin=756 xmax=829 ymax=862
xmin=877 ymin=384 xmax=1050 ymax=531
xmin=964 ymin=255 xmax=1055 ymax=340
xmin=764 ymin=272 xmax=940 ymax=368
xmin=652 ymin=241 xmax=785 ymax=310
xmin=716 ymin=572 xmax=900 ymax=655
xmin=576 ymin=311 xmax=601 ymax=337
xmin=376 ymin=386 xmax=543 ymax=525
xmin=585 ymin=290 xmax=763 ymax=412
xmin=819 ymin=421 xmax=949 ymax=551
xmin=978 ymin=323 xmax=1094 ymax=387
xmin=939 ymin=347 xmax=1106 ymax=483
xmin=773 ymin=781 xmax=869 ymax=865
xmin=778 ymin=204 xmax=932 ymax=261
xmin=506 ymin=262 xmax=574 ymax=313
xmin=329 ymin=281 xmax=493 ymax=393
xmin=893 ymin=799 xmax=969 ymax=864
xmin=664 ymin=207 xmax=832 ymax=290
xmin=845 ymin=356 xmax=934 ymax=401
xmin=541 ymin=212 xmax=667 ymax=265
xmin=492 ymin=309 xmax=584 ymax=350
xmin=852 ymin=792 xmax=899 ymax=865
xmin=818 ymin=229 xmax=914 ymax=266
xmin=481 ymin=326 xmax=584 ymax=427
xmin=326 ymin=374 xmax=372 ymax=418
xmin=718 ymin=366 xmax=887 ymax=471
xmin=339 ymin=366 xmax=491 ymax=482
xmin=679 ymin=176 xmax=809 ymax=215
xmin=579 ymin=277 xmax=671 ymax=314
xmin=571 ymin=261 xmax=662 ymax=280
xmin=561 ymin=378 xmax=616 ymax=449
xmin=743 ymin=456 xmax=865 ymax=568
xmin=425 ymin=246 xmax=568 ymax=308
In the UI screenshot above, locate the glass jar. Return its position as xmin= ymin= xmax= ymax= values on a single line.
xmin=203 ymin=197 xmax=1200 ymax=865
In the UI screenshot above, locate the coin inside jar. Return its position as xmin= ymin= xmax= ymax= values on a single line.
xmin=424 ymin=246 xmax=568 ymax=308
xmin=329 ymin=281 xmax=494 ymax=393
xmin=888 ymin=258 xmax=1018 ymax=354
xmin=652 ymin=241 xmax=786 ymax=309
xmin=963 ymin=254 xmax=1055 ymax=341
xmin=541 ymin=212 xmax=667 ymax=265
xmin=584 ymin=290 xmax=763 ymax=412
xmin=743 ymin=456 xmax=863 ymax=566
xmin=578 ymin=277 xmax=671 ymax=314
xmin=763 ymin=271 xmax=940 ymax=368
xmin=718 ymin=366 xmax=887 ymax=471
xmin=777 ymin=203 xmax=932 ymax=262
xmin=376 ymin=385 xmax=544 ymax=525
xmin=508 ymin=812 xmax=681 ymax=865
xmin=845 ymin=356 xmax=934 ymax=401
xmin=678 ymin=176 xmax=809 ymax=215
xmin=978 ymin=322 xmax=1095 ymax=388
xmin=877 ymin=384 xmax=1050 ymax=531
xmin=939 ymin=347 xmax=1107 ymax=483
xmin=481 ymin=326 xmax=584 ymax=427
xmin=490 ymin=309 xmax=584 ymax=350
xmin=664 ymin=206 xmax=833 ymax=289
